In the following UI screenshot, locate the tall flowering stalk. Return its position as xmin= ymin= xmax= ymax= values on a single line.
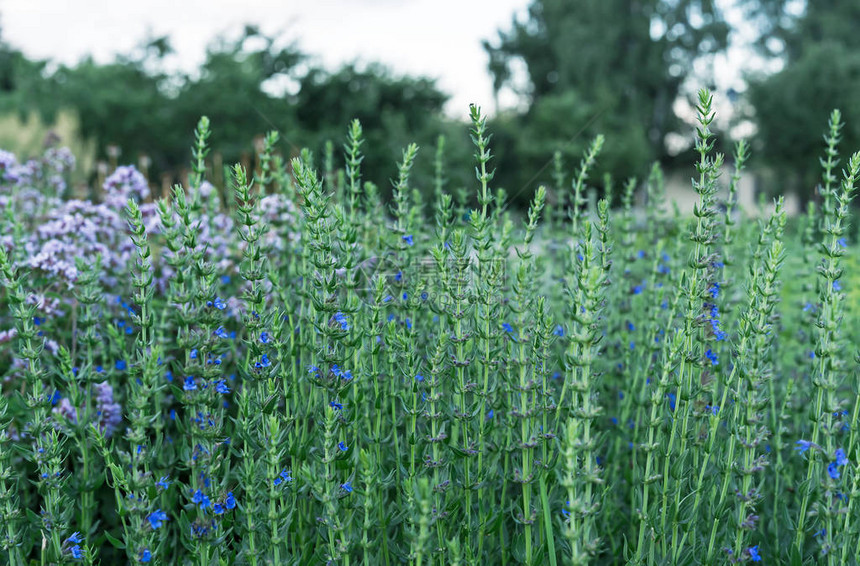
xmin=794 ymin=150 xmax=860 ymax=559
xmin=560 ymin=219 xmax=608 ymax=564
xmin=0 ymin=245 xmax=71 ymax=563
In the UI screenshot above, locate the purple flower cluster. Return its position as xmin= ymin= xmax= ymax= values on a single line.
xmin=94 ymin=381 xmax=123 ymax=437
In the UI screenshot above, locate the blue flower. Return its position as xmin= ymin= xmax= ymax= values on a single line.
xmin=215 ymin=380 xmax=230 ymax=394
xmin=255 ymin=354 xmax=271 ymax=369
xmin=553 ymin=325 xmax=564 ymax=337
xmin=836 ymin=448 xmax=848 ymax=466
xmin=140 ymin=548 xmax=152 ymax=563
xmin=838 ymin=237 xmax=848 ymax=248
xmin=115 ymin=360 xmax=127 ymax=371
xmin=66 ymin=532 xmax=83 ymax=544
xmin=705 ymin=349 xmax=718 ymax=366
xmin=633 ymin=285 xmax=644 ymax=295
xmin=415 ymin=374 xmax=424 ymax=382
xmin=333 ymin=311 xmax=350 ymax=331
xmin=487 ymin=409 xmax=494 ymax=420
xmin=330 ymin=400 xmax=343 ymax=410
xmin=225 ymin=492 xmax=236 ymax=509
xmin=833 ymin=280 xmax=842 ymax=292
xmin=147 ymin=509 xmax=168 ymax=530
xmin=220 ymin=275 xmax=231 ymax=284
xmin=190 ymin=349 xmax=198 ymax=359
xmin=70 ymin=544 xmax=83 ymax=559
xmin=402 ymin=234 xmax=414 ymax=246
xmin=207 ymin=296 xmax=227 ymax=310
xmin=748 ymin=545 xmax=761 ymax=562
xmin=708 ymin=282 xmax=720 ymax=299
xmin=183 ymin=376 xmax=197 ymax=391
xmin=395 ymin=271 xmax=403 ymax=281
xmin=274 ymin=469 xmax=292 ymax=486
xmin=667 ymin=392 xmax=677 ymax=411
xmin=213 ymin=503 xmax=225 ymax=515
xmin=502 ymin=323 xmax=514 ymax=333
xmin=214 ymin=326 xmax=228 ymax=339
xmin=192 ymin=490 xmax=211 ymax=509
xmin=795 ymin=440 xmax=813 ymax=453
xmin=260 ymin=331 xmax=270 ymax=344
xmin=341 ymin=481 xmax=353 ymax=493
xmin=157 ymin=476 xmax=170 ymax=490
xmin=338 ymin=441 xmax=348 ymax=451
xmin=828 ymin=462 xmax=841 ymax=480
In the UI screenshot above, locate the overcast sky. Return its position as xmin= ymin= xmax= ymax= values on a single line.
xmin=1 ymin=0 xmax=532 ymax=118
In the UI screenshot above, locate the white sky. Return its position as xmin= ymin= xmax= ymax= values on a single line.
xmin=1 ymin=0 xmax=532 ymax=118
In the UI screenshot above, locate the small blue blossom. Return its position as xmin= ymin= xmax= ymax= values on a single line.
xmin=828 ymin=461 xmax=841 ymax=480
xmin=338 ymin=441 xmax=348 ymax=452
xmin=274 ymin=469 xmax=292 ymax=486
xmin=255 ymin=354 xmax=271 ymax=369
xmin=705 ymin=349 xmax=718 ymax=366
xmin=833 ymin=280 xmax=842 ymax=292
xmin=140 ymin=549 xmax=152 ymax=563
xmin=333 ymin=311 xmax=350 ymax=331
xmin=795 ymin=440 xmax=813 ymax=453
xmin=192 ymin=490 xmax=211 ymax=509
xmin=747 ymin=545 xmax=761 ymax=562
xmin=402 ymin=234 xmax=414 ymax=246
xmin=341 ymin=481 xmax=353 ymax=493
xmin=553 ymin=325 xmax=564 ymax=337
xmin=838 ymin=237 xmax=848 ymax=248
xmin=836 ymin=448 xmax=848 ymax=466
xmin=213 ymin=503 xmax=225 ymax=515
xmin=66 ymin=532 xmax=83 ymax=544
xmin=633 ymin=285 xmax=644 ymax=295
xmin=260 ymin=331 xmax=270 ymax=344
xmin=215 ymin=380 xmax=230 ymax=395
xmin=115 ymin=359 xmax=127 ymax=371
xmin=183 ymin=376 xmax=197 ymax=391
xmin=330 ymin=400 xmax=343 ymax=410
xmin=225 ymin=492 xmax=236 ymax=509
xmin=157 ymin=476 xmax=170 ymax=490
xmin=708 ymin=282 xmax=720 ymax=299
xmin=415 ymin=374 xmax=424 ymax=382
xmin=667 ymin=392 xmax=676 ymax=411
xmin=147 ymin=509 xmax=169 ymax=530
xmin=214 ymin=326 xmax=229 ymax=339
xmin=207 ymin=296 xmax=227 ymax=310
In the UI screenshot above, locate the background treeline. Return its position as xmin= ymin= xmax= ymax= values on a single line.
xmin=1 ymin=1 xmax=860 ymax=209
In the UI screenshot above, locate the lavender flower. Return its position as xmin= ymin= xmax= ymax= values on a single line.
xmin=94 ymin=382 xmax=122 ymax=437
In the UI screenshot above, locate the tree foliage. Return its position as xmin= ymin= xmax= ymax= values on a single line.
xmin=747 ymin=1 xmax=860 ymax=196
xmin=483 ymin=0 xmax=729 ymax=204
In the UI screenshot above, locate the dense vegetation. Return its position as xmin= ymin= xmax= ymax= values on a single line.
xmin=1 ymin=90 xmax=859 ymax=564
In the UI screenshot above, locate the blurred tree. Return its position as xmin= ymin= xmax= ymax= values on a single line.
xmin=746 ymin=2 xmax=860 ymax=198
xmin=483 ymin=0 xmax=729 ymax=206
xmin=293 ymin=63 xmax=465 ymax=201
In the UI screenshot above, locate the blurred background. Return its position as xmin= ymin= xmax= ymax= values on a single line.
xmin=0 ymin=0 xmax=858 ymax=211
